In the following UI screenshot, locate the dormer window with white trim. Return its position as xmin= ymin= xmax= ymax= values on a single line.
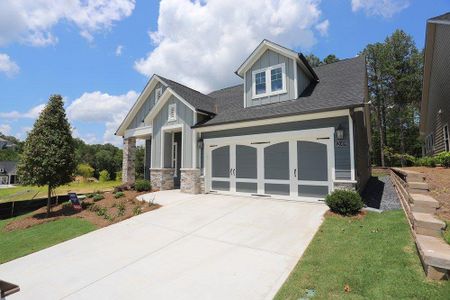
xmin=155 ymin=87 xmax=163 ymax=102
xmin=252 ymin=63 xmax=286 ymax=99
xmin=168 ymin=103 xmax=176 ymax=122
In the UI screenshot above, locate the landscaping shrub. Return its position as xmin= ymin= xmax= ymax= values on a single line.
xmin=93 ymin=194 xmax=104 ymax=202
xmin=114 ymin=191 xmax=125 ymax=199
xmin=415 ymin=156 xmax=437 ymax=167
xmin=117 ymin=202 xmax=126 ymax=217
xmin=86 ymin=193 xmax=94 ymax=198
xmin=115 ymin=171 xmax=122 ymax=182
xmin=76 ymin=163 xmax=94 ymax=180
xmin=99 ymin=170 xmax=110 ymax=182
xmin=436 ymin=151 xmax=450 ymax=168
xmin=325 ymin=189 xmax=364 ymax=216
xmin=133 ymin=205 xmax=143 ymax=216
xmin=135 ymin=179 xmax=151 ymax=192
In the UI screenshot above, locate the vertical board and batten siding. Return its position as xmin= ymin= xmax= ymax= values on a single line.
xmin=201 ymin=116 xmax=352 ymax=180
xmin=127 ymin=82 xmax=166 ymax=130
xmin=151 ymin=95 xmax=195 ymax=168
xmin=144 ymin=139 xmax=151 ymax=180
xmin=297 ymin=64 xmax=311 ymax=96
xmin=354 ymin=111 xmax=371 ymax=190
xmin=245 ymin=49 xmax=299 ymax=107
xmin=426 ymin=23 xmax=450 ymax=154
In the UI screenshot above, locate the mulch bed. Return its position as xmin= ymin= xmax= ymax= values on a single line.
xmin=404 ymin=167 xmax=450 ymax=222
xmin=3 ymin=190 xmax=160 ymax=232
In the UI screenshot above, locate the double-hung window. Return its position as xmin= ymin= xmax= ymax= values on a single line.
xmin=252 ymin=63 xmax=286 ymax=99
xmin=444 ymin=124 xmax=449 ymax=152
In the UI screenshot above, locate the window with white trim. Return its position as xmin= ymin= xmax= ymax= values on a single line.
xmin=444 ymin=124 xmax=449 ymax=152
xmin=155 ymin=87 xmax=163 ymax=102
xmin=168 ymin=103 xmax=176 ymax=122
xmin=252 ymin=63 xmax=286 ymax=99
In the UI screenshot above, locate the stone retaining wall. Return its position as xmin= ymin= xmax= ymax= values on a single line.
xmin=150 ymin=168 xmax=175 ymax=191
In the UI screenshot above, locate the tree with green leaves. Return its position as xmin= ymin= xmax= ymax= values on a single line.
xmin=18 ymin=95 xmax=76 ymax=217
xmin=305 ymin=54 xmax=322 ymax=67
xmin=323 ymin=54 xmax=340 ymax=64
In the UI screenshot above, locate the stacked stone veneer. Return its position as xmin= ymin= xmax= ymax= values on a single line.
xmin=180 ymin=169 xmax=201 ymax=194
xmin=334 ymin=181 xmax=357 ymax=191
xmin=150 ymin=168 xmax=175 ymax=191
xmin=122 ymin=138 xmax=136 ymax=183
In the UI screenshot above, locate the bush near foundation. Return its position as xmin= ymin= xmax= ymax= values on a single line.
xmin=325 ymin=189 xmax=364 ymax=216
xmin=135 ymin=180 xmax=151 ymax=192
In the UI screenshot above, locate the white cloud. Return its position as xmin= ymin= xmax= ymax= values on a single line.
xmin=0 ymin=0 xmax=135 ymax=47
xmin=315 ymin=20 xmax=329 ymax=36
xmin=115 ymin=45 xmax=123 ymax=56
xmin=0 ymin=53 xmax=20 ymax=77
xmin=134 ymin=0 xmax=328 ymax=93
xmin=0 ymin=103 xmax=45 ymax=119
xmin=0 ymin=124 xmax=12 ymax=135
xmin=351 ymin=0 xmax=410 ymax=18
xmin=67 ymin=90 xmax=138 ymax=145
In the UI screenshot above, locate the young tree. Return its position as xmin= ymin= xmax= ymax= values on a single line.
xmin=323 ymin=54 xmax=340 ymax=64
xmin=18 ymin=95 xmax=76 ymax=217
xmin=305 ymin=54 xmax=322 ymax=67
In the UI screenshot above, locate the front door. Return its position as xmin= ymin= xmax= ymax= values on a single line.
xmin=173 ymin=132 xmax=182 ymax=188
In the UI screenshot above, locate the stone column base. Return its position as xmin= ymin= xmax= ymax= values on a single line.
xmin=200 ymin=176 xmax=205 ymax=194
xmin=150 ymin=168 xmax=175 ymax=191
xmin=334 ymin=181 xmax=357 ymax=191
xmin=180 ymin=169 xmax=201 ymax=194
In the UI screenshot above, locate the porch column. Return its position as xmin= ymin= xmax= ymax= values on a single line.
xmin=122 ymin=137 xmax=136 ymax=183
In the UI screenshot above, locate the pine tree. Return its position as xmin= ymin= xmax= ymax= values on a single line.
xmin=18 ymin=95 xmax=76 ymax=217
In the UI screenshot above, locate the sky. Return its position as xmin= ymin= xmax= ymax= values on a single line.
xmin=0 ymin=0 xmax=448 ymax=147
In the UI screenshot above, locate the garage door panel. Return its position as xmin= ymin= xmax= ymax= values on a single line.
xmin=236 ymin=145 xmax=257 ymax=179
xmin=212 ymin=146 xmax=230 ymax=178
xmin=264 ymin=142 xmax=289 ymax=180
xmin=298 ymin=185 xmax=329 ymax=198
xmin=265 ymin=183 xmax=290 ymax=196
xmin=297 ymin=141 xmax=328 ymax=181
xmin=212 ymin=181 xmax=230 ymax=191
xmin=236 ymin=182 xmax=257 ymax=194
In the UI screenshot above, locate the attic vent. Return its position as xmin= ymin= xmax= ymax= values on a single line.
xmin=168 ymin=103 xmax=177 ymax=122
xmin=155 ymin=87 xmax=163 ymax=102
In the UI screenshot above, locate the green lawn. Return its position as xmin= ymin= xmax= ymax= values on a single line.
xmin=275 ymin=210 xmax=450 ymax=299
xmin=0 ymin=216 xmax=96 ymax=264
xmin=0 ymin=180 xmax=121 ymax=203
xmin=444 ymin=221 xmax=450 ymax=245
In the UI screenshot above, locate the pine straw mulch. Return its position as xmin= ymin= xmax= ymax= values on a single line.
xmin=3 ymin=190 xmax=160 ymax=232
xmin=404 ymin=167 xmax=450 ymax=222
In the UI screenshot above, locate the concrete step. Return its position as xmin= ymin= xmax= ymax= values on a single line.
xmin=416 ymin=234 xmax=450 ymax=280
xmin=411 ymin=194 xmax=439 ymax=214
xmin=413 ymin=212 xmax=446 ymax=237
xmin=408 ymin=182 xmax=429 ymax=190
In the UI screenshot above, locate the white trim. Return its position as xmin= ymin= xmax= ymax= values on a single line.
xmin=124 ymin=126 xmax=152 ymax=139
xmin=161 ymin=123 xmax=183 ymax=132
xmin=348 ymin=112 xmax=355 ymax=181
xmin=251 ymin=63 xmax=287 ymax=99
xmin=196 ymin=109 xmax=351 ymax=133
xmin=293 ymin=59 xmax=298 ymax=99
xmin=192 ymin=114 xmax=198 ymax=169
xmin=168 ymin=103 xmax=177 ymax=122
xmin=243 ymin=74 xmax=247 ymax=108
xmin=161 ymin=124 xmax=183 ymax=168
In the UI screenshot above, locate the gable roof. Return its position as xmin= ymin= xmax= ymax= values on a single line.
xmin=235 ymin=39 xmax=318 ymax=81
xmin=196 ymin=55 xmax=367 ymax=127
xmin=428 ymin=12 xmax=450 ymax=24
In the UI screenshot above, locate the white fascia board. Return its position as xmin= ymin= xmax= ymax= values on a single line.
xmin=124 ymin=126 xmax=153 ymax=139
xmin=116 ymin=75 xmax=167 ymax=136
xmin=144 ymin=87 xmax=196 ymax=124
xmin=196 ymin=109 xmax=350 ymax=133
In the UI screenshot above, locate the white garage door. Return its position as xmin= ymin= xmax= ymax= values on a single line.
xmin=205 ymin=128 xmax=335 ymax=201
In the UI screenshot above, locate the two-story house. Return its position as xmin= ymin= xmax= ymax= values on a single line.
xmin=421 ymin=12 xmax=450 ymax=155
xmin=116 ymin=40 xmax=371 ymax=202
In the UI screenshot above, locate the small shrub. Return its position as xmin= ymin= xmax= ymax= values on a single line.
xmin=89 ymin=204 xmax=99 ymax=212
xmin=96 ymin=206 xmax=107 ymax=217
xmin=117 ymin=202 xmax=126 ymax=217
xmin=133 ymin=205 xmax=143 ymax=216
xmin=325 ymin=189 xmax=364 ymax=216
xmin=93 ymin=194 xmax=104 ymax=202
xmin=99 ymin=170 xmax=110 ymax=182
xmin=76 ymin=163 xmax=94 ymax=180
xmin=436 ymin=151 xmax=450 ymax=168
xmin=135 ymin=179 xmax=151 ymax=192
xmin=114 ymin=191 xmax=125 ymax=199
xmin=81 ymin=201 xmax=92 ymax=209
xmin=86 ymin=193 xmax=94 ymax=198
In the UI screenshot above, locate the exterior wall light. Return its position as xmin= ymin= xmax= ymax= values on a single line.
xmin=336 ymin=124 xmax=344 ymax=140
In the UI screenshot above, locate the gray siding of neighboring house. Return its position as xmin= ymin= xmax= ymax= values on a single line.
xmin=201 ymin=116 xmax=352 ymax=180
xmin=425 ymin=23 xmax=450 ymax=154
xmin=245 ymin=49 xmax=309 ymax=107
xmin=128 ymin=82 xmax=166 ymax=130
xmin=354 ymin=111 xmax=371 ymax=190
xmin=151 ymin=95 xmax=195 ymax=168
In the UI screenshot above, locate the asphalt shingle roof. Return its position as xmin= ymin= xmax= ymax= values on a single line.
xmin=157 ymin=75 xmax=217 ymax=114
xmin=429 ymin=12 xmax=450 ymax=23
xmin=199 ymin=55 xmax=367 ymax=126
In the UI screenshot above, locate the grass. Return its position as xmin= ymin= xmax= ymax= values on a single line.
xmin=275 ymin=210 xmax=450 ymax=299
xmin=444 ymin=221 xmax=450 ymax=245
xmin=0 ymin=215 xmax=96 ymax=264
xmin=371 ymin=167 xmax=390 ymax=177
xmin=0 ymin=180 xmax=120 ymax=203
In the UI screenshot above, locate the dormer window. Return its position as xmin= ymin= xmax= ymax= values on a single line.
xmin=155 ymin=87 xmax=163 ymax=102
xmin=252 ymin=63 xmax=286 ymax=99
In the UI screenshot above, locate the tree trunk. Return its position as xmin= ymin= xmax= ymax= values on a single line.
xmin=377 ymin=108 xmax=386 ymax=167
xmin=47 ymin=185 xmax=51 ymax=217
xmin=399 ymin=111 xmax=406 ymax=167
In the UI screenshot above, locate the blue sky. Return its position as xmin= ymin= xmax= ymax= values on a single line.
xmin=0 ymin=0 xmax=448 ymax=146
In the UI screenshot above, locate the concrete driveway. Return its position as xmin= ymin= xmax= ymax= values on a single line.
xmin=0 ymin=191 xmax=327 ymax=300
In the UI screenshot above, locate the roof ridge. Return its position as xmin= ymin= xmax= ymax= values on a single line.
xmin=208 ymin=83 xmax=244 ymax=95
xmin=156 ymin=74 xmax=215 ymax=100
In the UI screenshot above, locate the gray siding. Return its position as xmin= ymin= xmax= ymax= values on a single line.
xmin=202 ymin=116 xmax=352 ymax=180
xmin=245 ymin=49 xmax=301 ymax=107
xmin=128 ymin=82 xmax=166 ymax=130
xmin=425 ymin=23 xmax=450 ymax=154
xmin=151 ymin=95 xmax=195 ymax=168
xmin=297 ymin=64 xmax=311 ymax=96
xmin=354 ymin=111 xmax=371 ymax=190
xmin=144 ymin=138 xmax=151 ymax=179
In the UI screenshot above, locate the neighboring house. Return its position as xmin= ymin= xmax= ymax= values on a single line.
xmin=116 ymin=40 xmax=371 ymax=201
xmin=0 ymin=137 xmax=16 ymax=150
xmin=421 ymin=12 xmax=450 ymax=155
xmin=0 ymin=161 xmax=17 ymax=185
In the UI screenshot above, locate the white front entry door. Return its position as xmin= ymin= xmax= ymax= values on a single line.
xmin=205 ymin=128 xmax=335 ymax=202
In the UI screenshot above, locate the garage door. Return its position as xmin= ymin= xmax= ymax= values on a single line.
xmin=205 ymin=128 xmax=334 ymax=201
